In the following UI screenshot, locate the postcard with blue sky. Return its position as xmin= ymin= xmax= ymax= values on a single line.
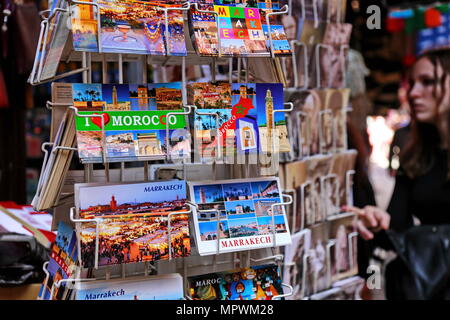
xmin=75 ymin=275 xmax=184 ymax=300
xmin=189 ymin=177 xmax=292 ymax=255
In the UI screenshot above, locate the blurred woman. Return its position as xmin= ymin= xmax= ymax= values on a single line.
xmin=345 ymin=49 xmax=450 ymax=299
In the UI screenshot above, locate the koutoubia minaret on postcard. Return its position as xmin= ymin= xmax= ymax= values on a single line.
xmin=110 ymin=195 xmax=117 ymax=211
xmin=265 ymin=89 xmax=274 ymax=151
xmin=265 ymin=89 xmax=274 ymax=131
xmin=137 ymin=86 xmax=148 ymax=108
xmin=199 ymin=188 xmax=207 ymax=204
xmin=112 ymin=86 xmax=118 ymax=106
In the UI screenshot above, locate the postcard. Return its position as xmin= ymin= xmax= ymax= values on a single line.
xmin=326 ymin=0 xmax=347 ymax=24
xmin=283 ymin=160 xmax=307 ymax=233
xmin=38 ymin=222 xmax=78 ymax=300
xmin=68 ymin=82 xmax=189 ymax=163
xmin=328 ymin=213 xmax=358 ymax=283
xmin=75 ymin=110 xmax=188 ymax=162
xmin=308 ymin=287 xmax=342 ymax=300
xmin=303 ymin=222 xmax=330 ymax=297
xmin=305 ymin=155 xmax=333 ymax=225
xmin=214 ymin=5 xmax=270 ymax=57
xmin=189 ymin=0 xmax=220 ymax=56
xmin=74 ymin=274 xmax=184 ymax=300
xmin=160 ymin=6 xmax=187 ymax=56
xmin=72 ymin=83 xmax=105 ymax=111
xmin=327 ymin=89 xmax=350 ymax=152
xmin=188 ymin=264 xmax=283 ymax=300
xmin=319 ymin=23 xmax=352 ymax=88
xmin=189 ymin=82 xmax=232 ymax=109
xmin=286 ymin=90 xmax=322 ymax=159
xmin=331 ymin=276 xmax=364 ymax=300
xmin=71 ymin=1 xmax=99 ymax=52
xmin=283 ymin=229 xmax=311 ymax=299
xmin=256 ymin=83 xmax=290 ymax=154
xmin=189 ymin=177 xmax=291 ymax=255
xmin=190 ymin=0 xmax=291 ymax=57
xmin=316 ymin=89 xmax=334 ymax=154
xmin=75 ymin=180 xmax=191 ymax=267
xmin=168 ymin=11 xmax=187 ymax=56
xmin=322 ymin=172 xmax=340 ymax=219
xmin=98 ymin=0 xmax=165 ymax=55
xmin=39 ymin=9 xmax=70 ymax=81
xmin=316 ymin=89 xmax=349 ymax=154
xmin=260 ymin=10 xmax=291 ymax=55
xmin=70 ymin=0 xmax=187 ymax=55
xmin=189 ymin=82 xmax=290 ymax=158
xmin=284 ymin=26 xmax=306 ymax=88
xmin=330 ymin=150 xmax=357 ymax=208
xmin=299 ymin=19 xmax=325 ymax=89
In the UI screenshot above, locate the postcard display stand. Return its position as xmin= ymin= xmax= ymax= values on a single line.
xmin=32 ymin=0 xmax=363 ymax=301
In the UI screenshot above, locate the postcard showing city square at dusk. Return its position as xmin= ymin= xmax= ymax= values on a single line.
xmin=76 ymin=180 xmax=191 ymax=267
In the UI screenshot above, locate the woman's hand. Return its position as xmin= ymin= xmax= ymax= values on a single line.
xmin=342 ymin=205 xmax=391 ymax=240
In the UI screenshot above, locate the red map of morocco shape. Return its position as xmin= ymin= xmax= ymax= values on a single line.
xmin=218 ymin=96 xmax=254 ymax=144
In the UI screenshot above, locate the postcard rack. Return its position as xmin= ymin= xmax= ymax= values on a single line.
xmin=32 ymin=0 xmax=364 ymax=301
xmin=29 ymin=0 xmax=293 ymax=86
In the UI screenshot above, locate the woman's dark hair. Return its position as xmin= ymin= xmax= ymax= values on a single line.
xmin=401 ymin=49 xmax=450 ymax=179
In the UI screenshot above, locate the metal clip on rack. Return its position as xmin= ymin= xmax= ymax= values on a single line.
xmin=69 ymin=106 xmax=108 ymax=164
xmin=160 ymin=2 xmax=191 ymax=56
xmin=192 ymin=3 xmax=221 ymax=57
xmin=265 ymin=5 xmax=289 ymax=59
xmin=250 ymin=254 xmax=284 ymax=264
xmin=34 ymin=139 xmax=78 ymax=208
xmin=300 ymin=249 xmax=315 ymax=299
xmin=325 ymin=239 xmax=336 ymax=288
xmin=348 ymin=231 xmax=358 ymax=270
xmin=270 ymin=193 xmax=293 ymax=248
xmin=283 ymin=114 xmax=296 ymax=162
xmin=300 ymin=180 xmax=313 ymax=229
xmin=311 ymin=0 xmax=320 ymax=28
xmin=296 ymin=110 xmax=309 ymax=159
xmin=290 ymin=40 xmax=308 ymax=90
xmin=194 ymin=107 xmax=223 ymax=163
xmin=345 ymin=169 xmax=355 ymax=207
xmin=38 ymin=261 xmax=50 ymax=300
xmin=46 ymin=101 xmax=73 ymax=110
xmin=272 ymin=283 xmax=294 ymax=300
xmin=70 ymin=207 xmax=101 ymax=269
xmin=50 ymin=278 xmax=97 ymax=300
xmin=279 ymin=102 xmax=295 ymax=115
xmin=283 ymin=188 xmax=297 ymax=232
xmin=34 ymin=142 xmax=53 ymax=200
xmin=165 ymin=105 xmax=194 ymax=163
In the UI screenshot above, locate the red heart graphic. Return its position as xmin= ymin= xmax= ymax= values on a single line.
xmin=91 ymin=113 xmax=110 ymax=129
